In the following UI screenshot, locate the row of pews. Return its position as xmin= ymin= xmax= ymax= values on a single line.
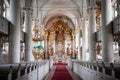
xmin=68 ymin=60 xmax=120 ymax=80
xmin=0 ymin=60 xmax=50 ymax=80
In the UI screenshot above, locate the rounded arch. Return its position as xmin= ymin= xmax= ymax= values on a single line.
xmin=42 ymin=10 xmax=76 ymax=27
xmin=44 ymin=15 xmax=75 ymax=30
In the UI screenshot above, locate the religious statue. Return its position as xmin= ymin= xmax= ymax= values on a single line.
xmin=49 ymin=47 xmax=53 ymax=56
xmin=96 ymin=43 xmax=101 ymax=55
xmin=66 ymin=47 xmax=71 ymax=55
xmin=75 ymin=47 xmax=78 ymax=59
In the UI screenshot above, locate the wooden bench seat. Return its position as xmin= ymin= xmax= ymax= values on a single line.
xmin=0 ymin=63 xmax=27 ymax=80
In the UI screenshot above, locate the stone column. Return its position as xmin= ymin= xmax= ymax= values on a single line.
xmin=47 ymin=37 xmax=49 ymax=59
xmin=71 ymin=29 xmax=76 ymax=58
xmin=44 ymin=36 xmax=49 ymax=59
xmin=82 ymin=22 xmax=87 ymax=61
xmin=9 ymin=0 xmax=20 ymax=63
xmin=78 ymin=28 xmax=80 ymax=59
xmin=101 ymin=0 xmax=113 ymax=62
xmin=44 ymin=36 xmax=47 ymax=59
xmin=0 ymin=0 xmax=4 ymax=15
xmin=53 ymin=40 xmax=55 ymax=57
xmin=88 ymin=7 xmax=96 ymax=62
xmin=24 ymin=0 xmax=34 ymax=62
xmin=63 ymin=40 xmax=65 ymax=58
xmin=6 ymin=7 xmax=10 ymax=20
xmin=78 ymin=26 xmax=82 ymax=59
xmin=54 ymin=38 xmax=56 ymax=58
xmin=76 ymin=27 xmax=80 ymax=59
xmin=117 ymin=0 xmax=120 ymax=15
xmin=20 ymin=43 xmax=24 ymax=62
xmin=0 ymin=44 xmax=2 ymax=64
xmin=80 ymin=29 xmax=82 ymax=60
xmin=71 ymin=35 xmax=75 ymax=58
xmin=24 ymin=10 xmax=34 ymax=61
xmin=73 ymin=36 xmax=76 ymax=58
xmin=71 ymin=36 xmax=73 ymax=58
xmin=64 ymin=40 xmax=66 ymax=57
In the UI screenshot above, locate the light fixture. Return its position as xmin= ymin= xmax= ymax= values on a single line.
xmin=32 ymin=0 xmax=44 ymax=42
xmin=32 ymin=24 xmax=44 ymax=41
xmin=32 ymin=0 xmax=45 ymax=60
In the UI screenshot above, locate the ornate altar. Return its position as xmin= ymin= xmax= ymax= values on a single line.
xmin=44 ymin=16 xmax=75 ymax=59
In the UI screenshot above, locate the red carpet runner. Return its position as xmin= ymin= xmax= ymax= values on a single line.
xmin=52 ymin=65 xmax=73 ymax=80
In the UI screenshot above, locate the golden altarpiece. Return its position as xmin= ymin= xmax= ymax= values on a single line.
xmin=44 ymin=16 xmax=76 ymax=60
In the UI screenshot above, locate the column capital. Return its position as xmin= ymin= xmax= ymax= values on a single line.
xmin=23 ymin=7 xmax=33 ymax=11
xmin=23 ymin=7 xmax=33 ymax=17
xmin=87 ymin=7 xmax=97 ymax=14
xmin=88 ymin=7 xmax=96 ymax=10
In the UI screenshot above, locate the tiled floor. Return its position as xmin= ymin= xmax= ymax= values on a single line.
xmin=44 ymin=65 xmax=83 ymax=80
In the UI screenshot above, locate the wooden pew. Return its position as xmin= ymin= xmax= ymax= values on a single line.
xmin=112 ymin=63 xmax=120 ymax=79
xmin=0 ymin=63 xmax=27 ymax=80
xmin=0 ymin=66 xmax=11 ymax=80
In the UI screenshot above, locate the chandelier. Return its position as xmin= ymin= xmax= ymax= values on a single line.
xmin=32 ymin=25 xmax=44 ymax=41
xmin=32 ymin=24 xmax=45 ymax=60
xmin=32 ymin=0 xmax=45 ymax=60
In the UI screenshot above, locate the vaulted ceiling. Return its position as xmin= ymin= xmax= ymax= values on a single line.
xmin=29 ymin=0 xmax=88 ymax=26
xmin=19 ymin=0 xmax=116 ymax=27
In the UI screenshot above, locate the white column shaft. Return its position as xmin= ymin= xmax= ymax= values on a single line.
xmin=76 ymin=28 xmax=80 ymax=59
xmin=0 ymin=0 xmax=4 ymax=15
xmin=9 ymin=0 xmax=20 ymax=63
xmin=82 ymin=22 xmax=87 ymax=61
xmin=47 ymin=38 xmax=49 ymax=59
xmin=78 ymin=31 xmax=81 ymax=59
xmin=44 ymin=38 xmax=47 ymax=59
xmin=72 ymin=36 xmax=75 ymax=58
xmin=117 ymin=0 xmax=120 ymax=15
xmin=71 ymin=36 xmax=75 ymax=58
xmin=101 ymin=0 xmax=113 ymax=62
xmin=25 ymin=11 xmax=34 ymax=61
xmin=89 ymin=9 xmax=96 ymax=62
xmin=0 ymin=45 xmax=2 ymax=64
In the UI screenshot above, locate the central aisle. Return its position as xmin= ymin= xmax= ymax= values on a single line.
xmin=51 ymin=65 xmax=73 ymax=80
xmin=44 ymin=63 xmax=82 ymax=80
